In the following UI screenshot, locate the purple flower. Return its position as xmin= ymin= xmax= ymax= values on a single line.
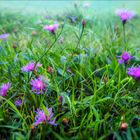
xmin=118 ymin=52 xmax=132 ymax=64
xmin=128 ymin=67 xmax=140 ymax=79
xmin=14 ymin=99 xmax=22 ymax=107
xmin=21 ymin=62 xmax=42 ymax=72
xmin=44 ymin=23 xmax=59 ymax=34
xmin=0 ymin=83 xmax=10 ymax=97
xmin=0 ymin=33 xmax=9 ymax=40
xmin=34 ymin=107 xmax=57 ymax=126
xmin=34 ymin=109 xmax=47 ymax=126
xmin=30 ymin=76 xmax=46 ymax=94
xmin=116 ymin=9 xmax=135 ymax=24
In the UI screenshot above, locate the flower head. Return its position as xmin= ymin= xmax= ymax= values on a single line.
xmin=118 ymin=52 xmax=132 ymax=64
xmin=0 ymin=33 xmax=9 ymax=40
xmin=0 ymin=83 xmax=10 ymax=97
xmin=34 ymin=107 xmax=57 ymax=126
xmin=14 ymin=99 xmax=22 ymax=107
xmin=21 ymin=62 xmax=42 ymax=72
xmin=116 ymin=9 xmax=135 ymax=24
xmin=30 ymin=76 xmax=46 ymax=94
xmin=83 ymin=3 xmax=90 ymax=8
xmin=128 ymin=67 xmax=140 ymax=79
xmin=44 ymin=24 xmax=59 ymax=34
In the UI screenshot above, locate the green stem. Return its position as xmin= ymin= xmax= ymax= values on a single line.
xmin=28 ymin=25 xmax=64 ymax=81
xmin=71 ymin=24 xmax=85 ymax=58
xmin=123 ymin=23 xmax=126 ymax=50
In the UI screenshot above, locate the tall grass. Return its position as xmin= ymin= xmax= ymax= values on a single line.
xmin=0 ymin=4 xmax=140 ymax=140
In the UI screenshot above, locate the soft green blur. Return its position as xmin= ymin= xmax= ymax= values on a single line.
xmin=0 ymin=0 xmax=139 ymax=15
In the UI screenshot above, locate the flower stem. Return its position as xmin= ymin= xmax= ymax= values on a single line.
xmin=122 ymin=23 xmax=126 ymax=50
xmin=71 ymin=23 xmax=85 ymax=58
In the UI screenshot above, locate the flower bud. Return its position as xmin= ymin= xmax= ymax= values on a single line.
xmin=82 ymin=19 xmax=86 ymax=27
xmin=47 ymin=66 xmax=53 ymax=74
xmin=62 ymin=118 xmax=69 ymax=125
xmin=120 ymin=122 xmax=128 ymax=131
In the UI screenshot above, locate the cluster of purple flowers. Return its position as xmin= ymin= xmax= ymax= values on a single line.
xmin=34 ymin=108 xmax=57 ymax=127
xmin=1 ymin=8 xmax=138 ymax=130
xmin=117 ymin=52 xmax=140 ymax=79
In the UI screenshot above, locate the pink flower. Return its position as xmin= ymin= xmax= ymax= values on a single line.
xmin=21 ymin=62 xmax=42 ymax=72
xmin=128 ymin=67 xmax=140 ymax=80
xmin=43 ymin=24 xmax=59 ymax=34
xmin=30 ymin=76 xmax=46 ymax=94
xmin=0 ymin=83 xmax=10 ymax=97
xmin=0 ymin=33 xmax=9 ymax=40
xmin=33 ymin=107 xmax=57 ymax=126
xmin=118 ymin=52 xmax=133 ymax=64
xmin=34 ymin=109 xmax=47 ymax=126
xmin=116 ymin=9 xmax=135 ymax=24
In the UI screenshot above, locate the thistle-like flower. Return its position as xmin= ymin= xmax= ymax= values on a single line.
xmin=44 ymin=24 xmax=59 ymax=34
xmin=30 ymin=76 xmax=46 ymax=94
xmin=21 ymin=62 xmax=42 ymax=72
xmin=118 ymin=52 xmax=132 ymax=64
xmin=0 ymin=83 xmax=10 ymax=97
xmin=116 ymin=9 xmax=135 ymax=24
xmin=34 ymin=107 xmax=57 ymax=126
xmin=128 ymin=67 xmax=140 ymax=79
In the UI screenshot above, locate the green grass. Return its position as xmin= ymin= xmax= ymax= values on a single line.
xmin=0 ymin=2 xmax=140 ymax=140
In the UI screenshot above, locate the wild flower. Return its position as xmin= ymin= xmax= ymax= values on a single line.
xmin=128 ymin=67 xmax=140 ymax=79
xmin=0 ymin=83 xmax=10 ymax=97
xmin=21 ymin=62 xmax=42 ymax=72
xmin=30 ymin=76 xmax=46 ymax=94
xmin=34 ymin=108 xmax=57 ymax=126
xmin=0 ymin=33 xmax=9 ymax=40
xmin=116 ymin=9 xmax=135 ymax=24
xmin=118 ymin=52 xmax=132 ymax=64
xmin=43 ymin=23 xmax=59 ymax=34
xmin=83 ymin=3 xmax=90 ymax=8
xmin=14 ymin=99 xmax=22 ymax=107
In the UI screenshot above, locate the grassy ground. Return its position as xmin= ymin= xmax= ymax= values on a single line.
xmin=0 ymin=1 xmax=140 ymax=140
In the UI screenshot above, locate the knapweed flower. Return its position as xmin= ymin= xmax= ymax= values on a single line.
xmin=44 ymin=23 xmax=59 ymax=34
xmin=33 ymin=107 xmax=57 ymax=126
xmin=118 ymin=52 xmax=132 ymax=64
xmin=0 ymin=83 xmax=10 ymax=97
xmin=14 ymin=99 xmax=22 ymax=107
xmin=21 ymin=62 xmax=42 ymax=72
xmin=30 ymin=76 xmax=46 ymax=94
xmin=0 ymin=33 xmax=9 ymax=40
xmin=128 ymin=67 xmax=140 ymax=79
xmin=116 ymin=9 xmax=135 ymax=24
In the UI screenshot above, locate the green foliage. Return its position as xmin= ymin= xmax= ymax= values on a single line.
xmin=0 ymin=5 xmax=140 ymax=140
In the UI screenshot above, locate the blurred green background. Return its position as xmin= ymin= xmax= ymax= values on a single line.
xmin=0 ymin=0 xmax=139 ymax=15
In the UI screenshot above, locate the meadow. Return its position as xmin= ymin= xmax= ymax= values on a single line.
xmin=0 ymin=1 xmax=140 ymax=140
